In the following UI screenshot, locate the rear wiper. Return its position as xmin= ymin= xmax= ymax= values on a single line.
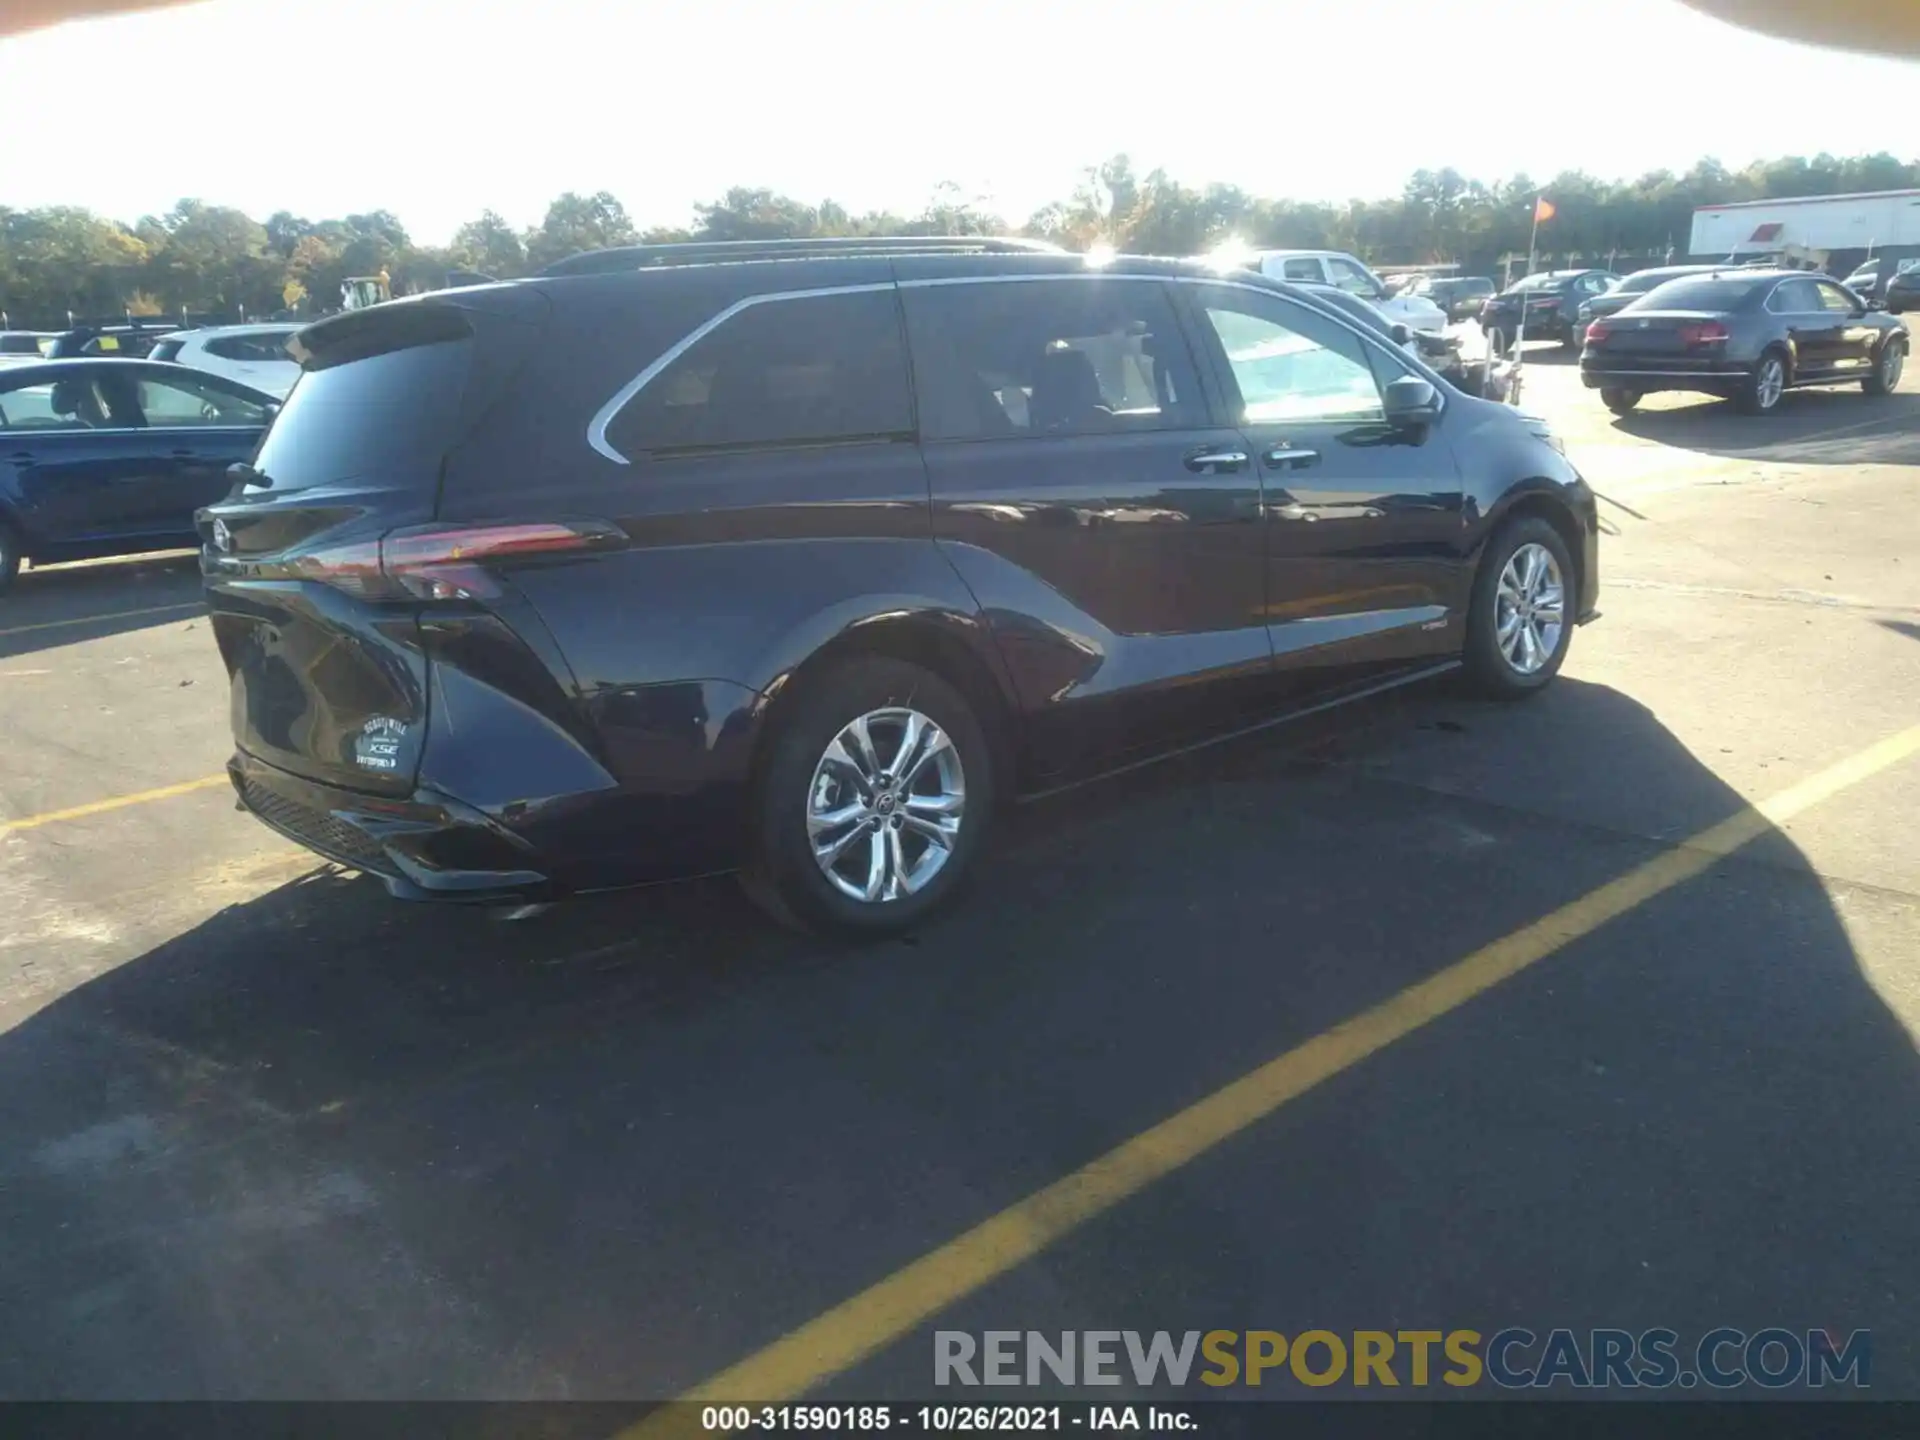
xmin=227 ymin=461 xmax=271 ymax=489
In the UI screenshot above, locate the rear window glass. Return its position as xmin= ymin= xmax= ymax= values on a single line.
xmin=252 ymin=338 xmax=472 ymax=492
xmin=604 ymin=290 xmax=912 ymax=457
xmin=149 ymin=339 xmax=185 ymax=363
xmin=1508 ymin=274 xmax=1562 ymax=291
xmin=1639 ymin=277 xmax=1765 ymax=310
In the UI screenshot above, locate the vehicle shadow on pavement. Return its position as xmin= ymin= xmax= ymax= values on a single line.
xmin=1609 ymin=390 xmax=1920 ymax=466
xmin=0 ymin=678 xmax=1915 ymax=1400
xmin=1 ymin=553 xmax=204 ymax=660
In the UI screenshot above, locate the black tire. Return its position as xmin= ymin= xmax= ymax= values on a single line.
xmin=1462 ymin=516 xmax=1576 ymax=701
xmin=741 ymin=655 xmax=995 ymax=938
xmin=1600 ymin=387 xmax=1640 ymax=415
xmin=1562 ymin=322 xmax=1583 ymax=352
xmin=1736 ymin=348 xmax=1788 ymax=415
xmin=0 ymin=521 xmax=21 ymax=595
xmin=1484 ymin=325 xmax=1509 ymax=358
xmin=1863 ymin=336 xmax=1906 ymax=396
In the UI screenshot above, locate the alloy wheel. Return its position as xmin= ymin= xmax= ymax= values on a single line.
xmin=806 ymin=706 xmax=965 ymax=903
xmin=1755 ymin=356 xmax=1785 ymax=410
xmin=1495 ymin=542 xmax=1566 ymax=676
xmin=1882 ymin=342 xmax=1906 ymax=390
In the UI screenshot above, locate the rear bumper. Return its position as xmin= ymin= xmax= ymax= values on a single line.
xmin=1580 ymin=359 xmax=1747 ymax=389
xmin=228 ymin=751 xmax=556 ymax=904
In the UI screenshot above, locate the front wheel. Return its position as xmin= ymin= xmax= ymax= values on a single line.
xmin=1737 ymin=351 xmax=1788 ymax=415
xmin=742 ymin=656 xmax=995 ymax=937
xmin=1463 ymin=518 xmax=1575 ymax=700
xmin=1863 ymin=337 xmax=1906 ymax=396
xmin=1600 ymin=387 xmax=1641 ymax=415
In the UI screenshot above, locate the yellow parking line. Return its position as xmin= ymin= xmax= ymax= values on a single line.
xmin=0 ymin=601 xmax=202 ymax=639
xmin=0 ymin=774 xmax=229 ymax=835
xmin=626 ymin=720 xmax=1920 ymax=1428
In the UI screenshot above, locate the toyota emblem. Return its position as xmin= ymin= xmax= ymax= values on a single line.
xmin=211 ymin=518 xmax=233 ymax=553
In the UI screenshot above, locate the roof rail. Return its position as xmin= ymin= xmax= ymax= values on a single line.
xmin=540 ymin=235 xmax=1066 ymax=278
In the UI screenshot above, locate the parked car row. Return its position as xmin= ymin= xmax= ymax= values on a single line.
xmin=0 ymin=331 xmax=56 ymax=367
xmin=1843 ymin=256 xmax=1920 ymax=311
xmin=3 ymin=319 xmax=302 ymax=392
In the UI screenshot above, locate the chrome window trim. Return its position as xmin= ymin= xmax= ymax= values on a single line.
xmin=586 ymin=271 xmax=1440 ymax=462
xmin=585 ymin=281 xmax=895 ymax=464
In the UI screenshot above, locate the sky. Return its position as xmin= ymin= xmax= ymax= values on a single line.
xmin=2 ymin=0 xmax=1916 ymax=244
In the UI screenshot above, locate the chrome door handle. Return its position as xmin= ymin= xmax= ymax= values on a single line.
xmin=1185 ymin=448 xmax=1249 ymax=473
xmin=1264 ymin=446 xmax=1320 ymax=469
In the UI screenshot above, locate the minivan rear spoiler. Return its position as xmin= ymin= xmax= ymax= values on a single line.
xmin=289 ymin=303 xmax=475 ymax=371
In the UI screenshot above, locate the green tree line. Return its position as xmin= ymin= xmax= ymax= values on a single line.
xmin=5 ymin=151 xmax=1916 ymax=326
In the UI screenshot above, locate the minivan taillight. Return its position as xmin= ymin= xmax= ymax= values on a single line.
xmin=1679 ymin=320 xmax=1730 ymax=346
xmin=295 ymin=522 xmax=623 ymax=601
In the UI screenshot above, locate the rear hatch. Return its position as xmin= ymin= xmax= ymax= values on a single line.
xmin=198 ymin=288 xmax=548 ymax=795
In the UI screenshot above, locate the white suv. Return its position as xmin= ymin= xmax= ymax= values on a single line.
xmin=149 ymin=323 xmax=303 ymax=398
xmin=1247 ymin=250 xmax=1450 ymax=335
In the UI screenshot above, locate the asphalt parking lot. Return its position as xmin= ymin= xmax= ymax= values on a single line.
xmin=2 ymin=353 xmax=1917 ymax=1406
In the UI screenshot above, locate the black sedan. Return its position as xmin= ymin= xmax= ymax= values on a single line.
xmin=1579 ymin=270 xmax=1910 ymax=416
xmin=1576 ymin=265 xmax=1722 ymax=328
xmin=0 ymin=359 xmax=277 ymax=591
xmin=1480 ymin=269 xmax=1621 ymax=353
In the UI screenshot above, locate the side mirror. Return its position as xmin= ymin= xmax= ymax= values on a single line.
xmin=1389 ymin=322 xmax=1412 ymax=346
xmin=1383 ymin=375 xmax=1440 ymax=429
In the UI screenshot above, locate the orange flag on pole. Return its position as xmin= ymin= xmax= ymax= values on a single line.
xmin=1534 ymin=196 xmax=1557 ymax=223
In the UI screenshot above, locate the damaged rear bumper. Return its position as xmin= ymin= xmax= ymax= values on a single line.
xmin=228 ymin=750 xmax=556 ymax=904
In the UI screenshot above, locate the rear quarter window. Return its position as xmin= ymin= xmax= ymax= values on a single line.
xmin=1639 ymin=277 xmax=1767 ymax=311
xmin=601 ymin=289 xmax=912 ymax=458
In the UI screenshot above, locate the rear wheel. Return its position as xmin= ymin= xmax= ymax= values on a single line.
xmin=1600 ymin=387 xmax=1641 ymax=415
xmin=1863 ymin=337 xmax=1906 ymax=396
xmin=742 ymin=656 xmax=995 ymax=938
xmin=1484 ymin=325 xmax=1509 ymax=358
xmin=1463 ymin=518 xmax=1575 ymax=700
xmin=0 ymin=522 xmax=20 ymax=595
xmin=1737 ymin=350 xmax=1788 ymax=415
xmin=1562 ymin=322 xmax=1583 ymax=351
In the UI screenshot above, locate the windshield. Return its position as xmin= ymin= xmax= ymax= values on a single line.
xmin=253 ymin=336 xmax=472 ymax=492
